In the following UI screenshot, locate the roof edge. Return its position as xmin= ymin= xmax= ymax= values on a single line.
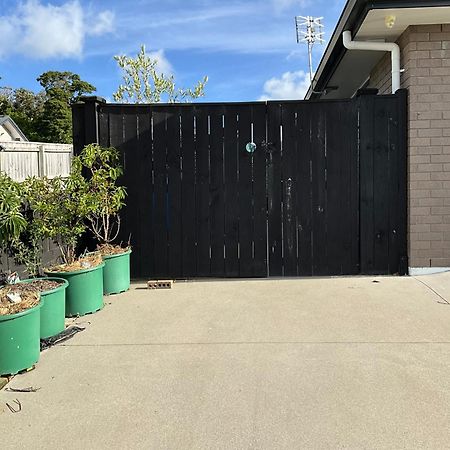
xmin=305 ymin=0 xmax=450 ymax=99
xmin=0 ymin=115 xmax=28 ymax=141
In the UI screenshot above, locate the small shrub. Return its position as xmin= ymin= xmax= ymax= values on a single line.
xmin=74 ymin=144 xmax=126 ymax=246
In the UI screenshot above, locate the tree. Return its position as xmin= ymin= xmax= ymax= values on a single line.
xmin=0 ymin=87 xmax=45 ymax=141
xmin=0 ymin=71 xmax=95 ymax=143
xmin=6 ymin=88 xmax=45 ymax=142
xmin=73 ymin=144 xmax=126 ymax=247
xmin=26 ymin=171 xmax=90 ymax=266
xmin=38 ymin=71 xmax=96 ymax=143
xmin=113 ymin=45 xmax=208 ymax=103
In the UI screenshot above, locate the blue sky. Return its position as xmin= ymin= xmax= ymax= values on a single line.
xmin=0 ymin=0 xmax=346 ymax=102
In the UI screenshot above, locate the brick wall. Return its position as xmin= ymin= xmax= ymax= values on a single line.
xmin=370 ymin=24 xmax=450 ymax=269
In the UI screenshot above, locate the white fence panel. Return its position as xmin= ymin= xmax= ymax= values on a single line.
xmin=0 ymin=142 xmax=73 ymax=181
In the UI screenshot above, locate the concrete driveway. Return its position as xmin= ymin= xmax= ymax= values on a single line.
xmin=2 ymin=273 xmax=450 ymax=449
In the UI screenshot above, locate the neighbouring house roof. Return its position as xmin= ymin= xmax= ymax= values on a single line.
xmin=306 ymin=0 xmax=450 ymax=100
xmin=0 ymin=115 xmax=28 ymax=142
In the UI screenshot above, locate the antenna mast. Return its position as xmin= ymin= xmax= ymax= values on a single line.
xmin=295 ymin=16 xmax=325 ymax=86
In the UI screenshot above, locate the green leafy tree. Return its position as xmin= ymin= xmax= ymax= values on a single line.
xmin=26 ymin=171 xmax=90 ymax=266
xmin=113 ymin=45 xmax=208 ymax=103
xmin=73 ymin=144 xmax=126 ymax=246
xmin=7 ymin=88 xmax=45 ymax=142
xmin=38 ymin=71 xmax=96 ymax=143
xmin=0 ymin=71 xmax=95 ymax=143
xmin=0 ymin=87 xmax=14 ymax=116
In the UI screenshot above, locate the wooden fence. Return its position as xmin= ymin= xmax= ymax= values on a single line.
xmin=0 ymin=141 xmax=73 ymax=181
xmin=73 ymin=90 xmax=408 ymax=279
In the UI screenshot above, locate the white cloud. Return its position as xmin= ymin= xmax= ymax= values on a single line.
xmin=260 ymin=70 xmax=311 ymax=100
xmin=0 ymin=0 xmax=114 ymax=59
xmin=88 ymin=10 xmax=115 ymax=36
xmin=148 ymin=49 xmax=173 ymax=75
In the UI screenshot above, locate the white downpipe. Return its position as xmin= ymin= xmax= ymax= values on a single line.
xmin=342 ymin=30 xmax=401 ymax=94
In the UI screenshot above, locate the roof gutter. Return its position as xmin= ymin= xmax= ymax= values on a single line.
xmin=342 ymin=30 xmax=401 ymax=93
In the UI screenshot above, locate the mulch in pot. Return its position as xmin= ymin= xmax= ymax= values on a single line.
xmin=97 ymin=243 xmax=131 ymax=256
xmin=0 ymin=285 xmax=40 ymax=316
xmin=45 ymin=254 xmax=103 ymax=273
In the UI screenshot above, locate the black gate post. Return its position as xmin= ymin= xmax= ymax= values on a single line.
xmin=72 ymin=96 xmax=106 ymax=155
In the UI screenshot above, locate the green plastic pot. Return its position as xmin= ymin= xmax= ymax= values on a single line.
xmin=21 ymin=277 xmax=69 ymax=339
xmin=102 ymin=249 xmax=131 ymax=295
xmin=0 ymin=301 xmax=43 ymax=376
xmin=45 ymin=263 xmax=105 ymax=317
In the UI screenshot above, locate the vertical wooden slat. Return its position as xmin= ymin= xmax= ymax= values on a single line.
xmin=395 ymin=89 xmax=409 ymax=275
xmin=267 ymin=103 xmax=283 ymax=276
xmin=224 ymin=107 xmax=240 ymax=277
xmin=281 ymin=104 xmax=298 ymax=276
xmin=109 ymin=108 xmax=127 ymax=248
xmin=373 ymin=97 xmax=391 ymax=273
xmin=180 ymin=109 xmax=197 ymax=277
xmin=237 ymin=106 xmax=254 ymax=277
xmin=166 ymin=108 xmax=182 ymax=278
xmin=297 ymin=104 xmax=313 ymax=276
xmin=122 ymin=110 xmax=140 ymax=277
xmin=311 ymin=103 xmax=328 ymax=275
xmin=195 ymin=107 xmax=211 ymax=277
xmin=324 ymin=103 xmax=339 ymax=274
xmin=209 ymin=106 xmax=226 ymax=277
xmin=349 ymin=100 xmax=360 ymax=275
xmin=98 ymin=106 xmax=109 ymax=147
xmin=359 ymin=93 xmax=376 ymax=274
xmin=136 ymin=109 xmax=153 ymax=278
xmin=153 ymin=109 xmax=169 ymax=277
xmin=252 ymin=104 xmax=268 ymax=277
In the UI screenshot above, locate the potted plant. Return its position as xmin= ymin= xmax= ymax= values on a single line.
xmin=27 ymin=170 xmax=105 ymax=317
xmin=1 ymin=176 xmax=69 ymax=338
xmin=0 ymin=172 xmax=42 ymax=375
xmin=76 ymin=144 xmax=129 ymax=295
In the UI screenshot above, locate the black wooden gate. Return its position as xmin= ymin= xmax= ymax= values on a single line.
xmin=73 ymin=89 xmax=407 ymax=279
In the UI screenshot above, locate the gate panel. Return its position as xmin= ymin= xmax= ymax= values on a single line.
xmin=359 ymin=91 xmax=408 ymax=275
xmin=267 ymin=100 xmax=359 ymax=276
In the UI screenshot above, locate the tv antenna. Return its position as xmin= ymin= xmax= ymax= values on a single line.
xmin=295 ymin=16 xmax=325 ymax=87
